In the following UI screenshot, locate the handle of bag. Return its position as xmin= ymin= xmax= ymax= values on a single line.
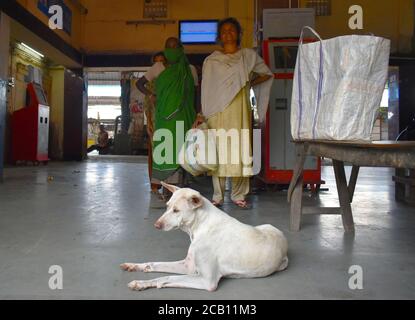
xmin=299 ymin=26 xmax=323 ymax=46
xmin=296 ymin=26 xmax=324 ymax=140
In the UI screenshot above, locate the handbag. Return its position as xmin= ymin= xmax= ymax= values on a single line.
xmin=178 ymin=122 xmax=218 ymax=176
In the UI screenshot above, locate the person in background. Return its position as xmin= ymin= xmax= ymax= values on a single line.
xmin=87 ymin=124 xmax=109 ymax=154
xmin=138 ymin=52 xmax=166 ymax=195
xmin=136 ymin=37 xmax=198 ymax=198
xmin=194 ymin=17 xmax=273 ymax=209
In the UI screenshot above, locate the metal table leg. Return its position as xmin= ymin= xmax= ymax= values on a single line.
xmin=333 ymin=160 xmax=355 ymax=232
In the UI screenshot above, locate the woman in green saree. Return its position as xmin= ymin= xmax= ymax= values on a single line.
xmin=137 ymin=37 xmax=198 ymax=193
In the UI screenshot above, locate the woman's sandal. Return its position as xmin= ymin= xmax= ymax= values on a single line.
xmin=232 ymin=200 xmax=250 ymax=209
xmin=151 ymin=190 xmax=165 ymax=200
xmin=149 ymin=190 xmax=167 ymax=209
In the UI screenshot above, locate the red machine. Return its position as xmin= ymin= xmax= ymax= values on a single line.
xmin=12 ymin=82 xmax=50 ymax=163
xmin=258 ymin=38 xmax=324 ymax=189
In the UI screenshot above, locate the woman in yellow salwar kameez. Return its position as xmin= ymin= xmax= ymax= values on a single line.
xmin=195 ymin=18 xmax=273 ymax=208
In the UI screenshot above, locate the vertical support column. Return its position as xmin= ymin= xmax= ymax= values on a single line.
xmin=49 ymin=67 xmax=65 ymax=160
xmin=0 ymin=12 xmax=11 ymax=182
xmin=0 ymin=79 xmax=6 ymax=182
xmin=120 ymin=74 xmax=131 ymax=134
xmin=63 ymin=69 xmax=87 ymax=161
xmin=408 ymin=169 xmax=415 ymax=205
xmin=288 ymin=143 xmax=307 ymax=231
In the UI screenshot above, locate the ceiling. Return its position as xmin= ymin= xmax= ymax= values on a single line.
xmin=9 ymin=18 xmax=82 ymax=68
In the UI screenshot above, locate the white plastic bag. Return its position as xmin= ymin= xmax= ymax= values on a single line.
xmin=178 ymin=123 xmax=218 ymax=176
xmin=291 ymin=27 xmax=391 ymax=141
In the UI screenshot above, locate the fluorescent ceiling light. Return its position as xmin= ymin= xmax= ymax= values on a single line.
xmin=21 ymin=43 xmax=44 ymax=58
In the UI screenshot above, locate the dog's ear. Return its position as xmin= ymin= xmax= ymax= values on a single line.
xmin=189 ymin=193 xmax=203 ymax=209
xmin=161 ymin=181 xmax=180 ymax=193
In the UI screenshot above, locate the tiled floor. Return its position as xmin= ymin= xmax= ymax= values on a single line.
xmin=0 ymin=158 xmax=414 ymax=299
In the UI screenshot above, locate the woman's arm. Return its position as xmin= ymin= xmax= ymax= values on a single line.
xmin=136 ymin=76 xmax=153 ymax=96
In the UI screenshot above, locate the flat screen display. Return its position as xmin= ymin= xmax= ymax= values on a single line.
xmin=179 ymin=20 xmax=218 ymax=44
xmin=273 ymin=46 xmax=299 ymax=70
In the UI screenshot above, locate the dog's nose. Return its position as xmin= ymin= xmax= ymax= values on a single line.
xmin=154 ymin=220 xmax=163 ymax=229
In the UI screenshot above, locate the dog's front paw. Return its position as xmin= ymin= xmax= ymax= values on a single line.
xmin=120 ymin=263 xmax=152 ymax=272
xmin=128 ymin=280 xmax=148 ymax=291
xmin=142 ymin=264 xmax=152 ymax=272
xmin=120 ymin=263 xmax=140 ymax=272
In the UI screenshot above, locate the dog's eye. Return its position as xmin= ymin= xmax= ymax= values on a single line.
xmin=173 ymin=208 xmax=179 ymax=213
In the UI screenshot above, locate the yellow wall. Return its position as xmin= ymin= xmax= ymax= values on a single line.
xmin=6 ymin=41 xmax=54 ymax=161
xmin=0 ymin=12 xmax=10 ymax=78
xmin=8 ymin=42 xmax=52 ymax=114
xmin=14 ymin=1 xmax=413 ymax=57
xmin=16 ymin=0 xmax=84 ymax=50
xmin=82 ymin=0 xmax=254 ymax=54
xmin=299 ymin=0 xmax=414 ymax=54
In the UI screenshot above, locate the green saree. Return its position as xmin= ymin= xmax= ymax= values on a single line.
xmin=152 ymin=48 xmax=196 ymax=181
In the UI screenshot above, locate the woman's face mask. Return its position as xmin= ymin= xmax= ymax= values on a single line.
xmin=164 ymin=48 xmax=183 ymax=64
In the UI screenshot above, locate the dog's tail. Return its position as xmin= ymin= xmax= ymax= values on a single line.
xmin=278 ymin=256 xmax=289 ymax=271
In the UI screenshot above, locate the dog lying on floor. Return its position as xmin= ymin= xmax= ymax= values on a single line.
xmin=120 ymin=182 xmax=288 ymax=291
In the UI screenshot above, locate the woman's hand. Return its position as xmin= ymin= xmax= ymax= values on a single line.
xmin=250 ymin=74 xmax=273 ymax=87
xmin=149 ymin=94 xmax=157 ymax=106
xmin=192 ymin=113 xmax=205 ymax=128
xmin=136 ymin=76 xmax=152 ymax=96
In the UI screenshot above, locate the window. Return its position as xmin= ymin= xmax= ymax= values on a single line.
xmin=143 ymin=0 xmax=168 ymax=18
xmin=306 ymin=0 xmax=331 ymax=16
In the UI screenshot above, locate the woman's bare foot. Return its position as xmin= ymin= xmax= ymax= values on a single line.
xmin=232 ymin=199 xmax=250 ymax=209
xmin=211 ymin=200 xmax=223 ymax=207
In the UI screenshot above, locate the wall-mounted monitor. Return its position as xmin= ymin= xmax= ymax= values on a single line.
xmin=179 ymin=20 xmax=218 ymax=45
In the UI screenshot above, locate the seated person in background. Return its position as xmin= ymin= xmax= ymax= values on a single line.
xmin=87 ymin=125 xmax=109 ymax=154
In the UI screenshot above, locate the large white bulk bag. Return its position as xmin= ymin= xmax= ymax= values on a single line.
xmin=291 ymin=27 xmax=390 ymax=141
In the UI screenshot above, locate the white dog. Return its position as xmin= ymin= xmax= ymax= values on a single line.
xmin=120 ymin=182 xmax=288 ymax=291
